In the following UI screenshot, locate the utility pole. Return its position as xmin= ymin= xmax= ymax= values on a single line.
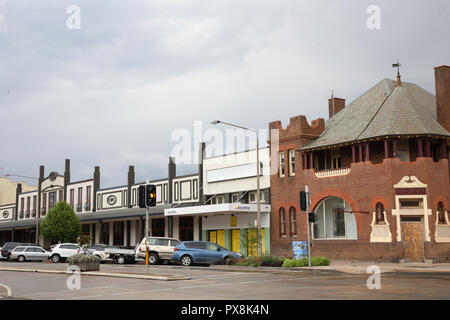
xmin=145 ymin=178 xmax=150 ymax=238
xmin=256 ymin=134 xmax=262 ymax=257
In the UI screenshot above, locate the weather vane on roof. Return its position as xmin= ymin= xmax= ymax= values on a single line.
xmin=392 ymin=59 xmax=402 ymax=86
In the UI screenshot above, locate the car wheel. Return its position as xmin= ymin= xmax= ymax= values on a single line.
xmin=148 ymin=252 xmax=159 ymax=265
xmin=18 ymin=255 xmax=25 ymax=262
xmin=181 ymin=255 xmax=193 ymax=266
xmin=224 ymin=256 xmax=231 ymax=264
xmin=117 ymin=256 xmax=125 ymax=264
xmin=51 ymin=254 xmax=60 ymax=263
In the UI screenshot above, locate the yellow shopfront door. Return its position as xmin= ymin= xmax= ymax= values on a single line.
xmin=247 ymin=228 xmax=265 ymax=257
xmin=232 ymin=229 xmax=240 ymax=253
xmin=209 ymin=230 xmax=225 ymax=248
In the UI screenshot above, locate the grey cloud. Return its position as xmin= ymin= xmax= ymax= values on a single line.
xmin=0 ymin=0 xmax=448 ymax=188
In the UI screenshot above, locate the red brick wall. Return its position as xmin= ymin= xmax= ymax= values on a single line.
xmin=270 ymin=152 xmax=450 ymax=261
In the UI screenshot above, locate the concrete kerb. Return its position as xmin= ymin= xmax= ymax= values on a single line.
xmin=0 ymin=267 xmax=190 ymax=281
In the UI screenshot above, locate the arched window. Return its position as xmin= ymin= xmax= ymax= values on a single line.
xmin=313 ymin=196 xmax=357 ymax=239
xmin=289 ymin=207 xmax=297 ymax=236
xmin=375 ymin=202 xmax=385 ymax=224
xmin=437 ymin=202 xmax=446 ymax=224
xmin=279 ymin=207 xmax=286 ymax=236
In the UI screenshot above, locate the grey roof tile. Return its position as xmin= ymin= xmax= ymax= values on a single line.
xmin=300 ymin=78 xmax=449 ymax=151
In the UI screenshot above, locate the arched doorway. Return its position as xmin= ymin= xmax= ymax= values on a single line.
xmin=313 ymin=196 xmax=357 ymax=239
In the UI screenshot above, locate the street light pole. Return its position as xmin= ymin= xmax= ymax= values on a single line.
xmin=211 ymin=120 xmax=262 ymax=256
xmin=255 ymin=133 xmax=262 ymax=257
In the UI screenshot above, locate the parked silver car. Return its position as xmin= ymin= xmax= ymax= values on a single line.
xmin=9 ymin=246 xmax=50 ymax=262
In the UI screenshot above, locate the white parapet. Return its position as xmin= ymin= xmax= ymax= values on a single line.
xmin=315 ymin=168 xmax=350 ymax=178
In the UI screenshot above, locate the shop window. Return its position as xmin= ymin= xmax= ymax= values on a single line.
xmin=279 ymin=207 xmax=286 ymax=237
xmin=437 ymin=202 xmax=447 ymax=224
xmin=375 ymin=202 xmax=386 ymax=224
xmin=179 ymin=216 xmax=194 ymax=241
xmin=313 ymin=197 xmax=357 ymax=239
xmin=289 ymin=207 xmax=297 ymax=236
xmin=151 ymin=218 xmax=165 ymax=237
xmin=113 ymin=222 xmax=124 ymax=245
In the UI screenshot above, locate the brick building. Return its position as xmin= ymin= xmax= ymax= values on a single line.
xmin=269 ymin=65 xmax=450 ymax=262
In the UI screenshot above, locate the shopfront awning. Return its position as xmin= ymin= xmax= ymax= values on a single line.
xmin=164 ymin=203 xmax=271 ymax=217
xmin=0 ymin=205 xmax=171 ymax=230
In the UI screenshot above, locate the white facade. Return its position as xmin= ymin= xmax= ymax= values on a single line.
xmin=67 ymin=180 xmax=95 ymax=213
xmin=203 ymin=147 xmax=270 ymax=196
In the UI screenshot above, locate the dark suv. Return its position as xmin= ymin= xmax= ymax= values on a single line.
xmin=1 ymin=242 xmax=21 ymax=259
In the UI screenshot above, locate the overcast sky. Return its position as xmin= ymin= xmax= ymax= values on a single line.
xmin=0 ymin=0 xmax=448 ymax=188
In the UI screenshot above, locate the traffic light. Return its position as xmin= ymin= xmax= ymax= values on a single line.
xmin=300 ymin=191 xmax=307 ymax=211
xmin=138 ymin=185 xmax=146 ymax=208
xmin=146 ymin=184 xmax=156 ymax=207
xmin=308 ymin=212 xmax=315 ymax=223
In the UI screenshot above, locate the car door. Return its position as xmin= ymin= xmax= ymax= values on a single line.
xmin=59 ymin=245 xmax=69 ymax=257
xmin=204 ymin=243 xmax=222 ymax=264
xmin=192 ymin=242 xmax=208 ymax=263
xmin=36 ymin=248 xmax=48 ymax=260
xmin=24 ymin=247 xmax=36 ymax=260
xmin=156 ymin=239 xmax=170 ymax=259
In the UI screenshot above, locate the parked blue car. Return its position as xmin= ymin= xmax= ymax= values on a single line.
xmin=172 ymin=241 xmax=244 ymax=266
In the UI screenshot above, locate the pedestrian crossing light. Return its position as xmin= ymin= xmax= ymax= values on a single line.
xmin=146 ymin=184 xmax=156 ymax=207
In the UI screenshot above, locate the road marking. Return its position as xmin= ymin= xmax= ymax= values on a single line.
xmin=207 ymin=283 xmax=232 ymax=286
xmin=146 ymin=288 xmax=173 ymax=292
xmin=0 ymin=283 xmax=12 ymax=297
xmin=111 ymin=291 xmax=138 ymax=296
xmin=70 ymin=294 xmax=103 ymax=299
xmin=239 ymin=281 xmax=258 ymax=285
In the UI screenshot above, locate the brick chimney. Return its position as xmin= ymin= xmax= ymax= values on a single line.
xmin=127 ymin=165 xmax=135 ymax=208
xmin=64 ymin=159 xmax=70 ymax=201
xmin=435 ymin=65 xmax=450 ymax=132
xmin=328 ymin=97 xmax=345 ymax=118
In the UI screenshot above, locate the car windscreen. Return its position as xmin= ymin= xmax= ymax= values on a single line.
xmin=12 ymin=247 xmax=26 ymax=252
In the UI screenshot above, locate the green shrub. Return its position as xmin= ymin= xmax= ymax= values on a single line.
xmin=67 ymin=253 xmax=101 ymax=265
xmin=231 ymin=255 xmax=286 ymax=267
xmin=282 ymin=257 xmax=331 ymax=268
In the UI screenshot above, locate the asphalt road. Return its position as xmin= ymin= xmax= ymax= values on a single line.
xmin=0 ymin=262 xmax=449 ymax=300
